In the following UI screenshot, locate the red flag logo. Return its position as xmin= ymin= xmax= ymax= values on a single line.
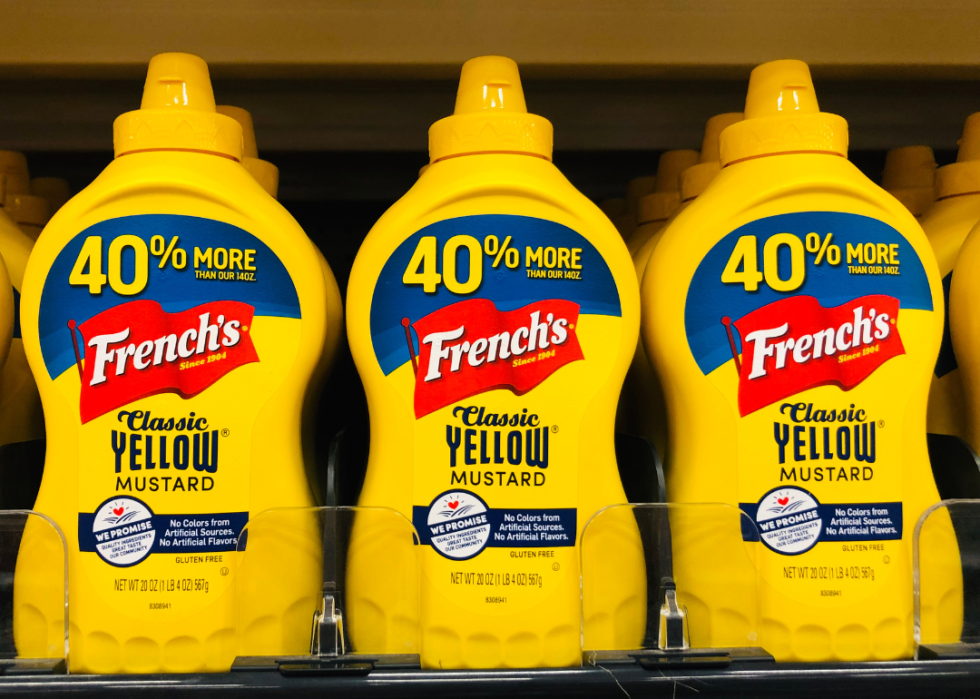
xmin=74 ymin=299 xmax=259 ymax=423
xmin=730 ymin=294 xmax=904 ymax=416
xmin=410 ymin=299 xmax=584 ymax=419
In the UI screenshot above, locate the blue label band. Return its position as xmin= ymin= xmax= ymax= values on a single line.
xmin=413 ymin=503 xmax=576 ymax=560
xmin=79 ymin=502 xmax=247 ymax=568
xmin=740 ymin=500 xmax=902 ymax=550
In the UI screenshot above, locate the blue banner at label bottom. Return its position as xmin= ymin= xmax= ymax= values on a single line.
xmin=740 ymin=487 xmax=901 ymax=556
xmin=414 ymin=489 xmax=576 ymax=561
xmin=79 ymin=495 xmax=247 ymax=567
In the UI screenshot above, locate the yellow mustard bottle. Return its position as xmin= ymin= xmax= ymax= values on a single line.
xmin=346 ymin=55 xmax=645 ymax=668
xmin=882 ymin=146 xmax=937 ymax=220
xmin=32 ymin=177 xmax=72 ymax=217
xmin=215 ymin=105 xmax=343 ymax=502
xmin=3 ymin=160 xmax=51 ymax=243
xmin=626 ymin=150 xmax=698 ymax=257
xmin=621 ymin=114 xmax=741 ymax=459
xmin=0 ymin=154 xmax=46 ymax=492
xmin=617 ymin=176 xmax=655 ymax=240
xmin=644 ymin=59 xmax=961 ymax=660
xmin=15 ymin=52 xmax=331 ymax=673
xmin=0 ymin=250 xmax=14 ymax=377
xmin=921 ymin=116 xmax=980 ymax=444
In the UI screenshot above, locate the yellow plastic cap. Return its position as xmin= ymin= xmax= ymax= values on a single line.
xmin=626 ymin=176 xmax=657 ymax=213
xmin=637 ymin=191 xmax=680 ymax=224
xmin=700 ymin=113 xmax=743 ymax=163
xmin=429 ymin=56 xmax=553 ymax=163
xmin=0 ymin=152 xmax=30 ymax=194
xmin=957 ymin=113 xmax=980 ymax=162
xmin=418 ymin=163 xmax=431 ymax=178
xmin=681 ymin=162 xmax=722 ymax=202
xmin=882 ymin=146 xmax=936 ymax=190
xmin=888 ymin=187 xmax=934 ymax=218
xmin=935 ymin=114 xmax=980 ymax=199
xmin=4 ymin=192 xmax=50 ymax=227
xmin=217 ymin=106 xmax=258 ymax=158
xmin=31 ymin=177 xmax=71 ymax=212
xmin=114 ymin=53 xmax=243 ymax=160
xmin=242 ymin=157 xmax=280 ymax=199
xmin=655 ymin=150 xmax=699 ymax=193
xmin=935 ymin=161 xmax=980 ymax=200
xmin=720 ymin=59 xmax=848 ymax=166
xmin=599 ymin=198 xmax=626 ymax=218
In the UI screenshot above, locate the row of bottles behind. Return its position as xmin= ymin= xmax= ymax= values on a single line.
xmin=0 ymin=52 xmax=973 ymax=673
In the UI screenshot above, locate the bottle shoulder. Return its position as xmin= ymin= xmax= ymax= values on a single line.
xmin=359 ymin=155 xmax=622 ymax=260
xmin=651 ymin=154 xmax=936 ymax=288
xmin=28 ymin=152 xmax=327 ymax=291
xmin=921 ymin=196 xmax=980 ymax=276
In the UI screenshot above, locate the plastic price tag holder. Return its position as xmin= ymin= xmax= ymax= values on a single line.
xmin=914 ymin=499 xmax=979 ymax=659
xmin=581 ymin=502 xmax=771 ymax=670
xmin=5 ymin=511 xmax=68 ymax=674
xmin=233 ymin=505 xmax=420 ymax=676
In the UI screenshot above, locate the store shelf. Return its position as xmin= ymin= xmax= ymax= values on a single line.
xmin=0 ymin=659 xmax=978 ymax=698
xmin=3 ymin=0 xmax=980 ymax=80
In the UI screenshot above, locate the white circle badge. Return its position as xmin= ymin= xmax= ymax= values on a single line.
xmin=92 ymin=496 xmax=156 ymax=567
xmin=755 ymin=487 xmax=822 ymax=555
xmin=426 ymin=490 xmax=492 ymax=560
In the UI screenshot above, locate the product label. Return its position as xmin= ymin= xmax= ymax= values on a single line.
xmin=37 ymin=214 xmax=301 ymax=619
xmin=685 ymin=212 xmax=933 ymax=605
xmin=370 ymin=214 xmax=621 ymax=613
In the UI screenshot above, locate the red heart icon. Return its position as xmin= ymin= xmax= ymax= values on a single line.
xmin=448 ymin=501 xmax=459 ymax=510
xmin=777 ymin=497 xmax=789 ymax=506
xmin=113 ymin=507 xmax=125 ymax=516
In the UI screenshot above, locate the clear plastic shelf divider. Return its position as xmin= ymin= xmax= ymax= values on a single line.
xmin=581 ymin=502 xmax=769 ymax=667
xmin=914 ymin=498 xmax=978 ymax=659
xmin=234 ymin=505 xmax=420 ymax=672
xmin=6 ymin=510 xmax=69 ymax=673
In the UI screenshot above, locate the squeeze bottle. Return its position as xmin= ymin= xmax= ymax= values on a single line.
xmin=626 ymin=149 xmax=698 ymax=257
xmin=0 ymin=159 xmax=46 ymax=497
xmin=643 ymin=59 xmax=961 ymax=660
xmin=882 ymin=146 xmax=936 ymax=219
xmin=346 ymin=56 xmax=645 ymax=668
xmin=616 ymin=176 xmax=656 ymax=239
xmin=15 ymin=53 xmax=332 ymax=673
xmin=620 ymin=114 xmax=741 ymax=458
xmin=4 ymin=192 xmax=49 ymax=241
xmin=31 ymin=178 xmax=72 ymax=215
xmin=0 ymin=249 xmax=14 ymax=376
xmin=215 ymin=105 xmax=343 ymax=502
xmin=921 ymin=116 xmax=980 ymax=445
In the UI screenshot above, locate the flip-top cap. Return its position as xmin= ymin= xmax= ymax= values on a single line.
xmin=936 ymin=113 xmax=980 ymax=200
xmin=114 ymin=53 xmax=243 ymax=160
xmin=655 ymin=150 xmax=699 ymax=192
xmin=429 ymin=56 xmax=553 ymax=163
xmin=681 ymin=113 xmax=743 ymax=202
xmin=637 ymin=191 xmax=679 ymax=224
xmin=4 ymin=192 xmax=50 ymax=228
xmin=31 ymin=177 xmax=71 ymax=212
xmin=881 ymin=146 xmax=936 ymax=216
xmin=626 ymin=176 xmax=657 ymax=214
xmin=216 ymin=105 xmax=279 ymax=198
xmin=882 ymin=146 xmax=936 ymax=190
xmin=0 ymin=152 xmax=30 ymax=194
xmin=699 ymin=113 xmax=743 ymax=163
xmin=721 ymin=60 xmax=848 ymax=166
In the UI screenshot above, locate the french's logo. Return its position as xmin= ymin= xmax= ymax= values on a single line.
xmin=70 ymin=299 xmax=259 ymax=423
xmin=405 ymin=299 xmax=584 ymax=418
xmin=723 ymin=294 xmax=905 ymax=416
